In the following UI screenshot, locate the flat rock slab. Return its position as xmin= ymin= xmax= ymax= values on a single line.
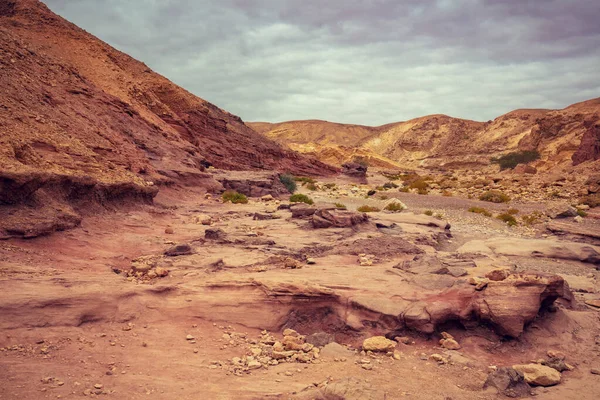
xmin=457 ymin=237 xmax=600 ymax=265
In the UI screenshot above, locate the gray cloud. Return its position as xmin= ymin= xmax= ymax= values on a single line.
xmin=45 ymin=0 xmax=600 ymax=125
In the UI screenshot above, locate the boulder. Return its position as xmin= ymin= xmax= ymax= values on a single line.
xmin=362 ymin=336 xmax=396 ymax=352
xmin=311 ymin=209 xmax=369 ymax=229
xmin=164 ymin=244 xmax=193 ymax=257
xmin=483 ymin=367 xmax=531 ymax=397
xmin=512 ymin=364 xmax=561 ymax=386
xmin=213 ymin=171 xmax=289 ymax=197
xmin=290 ymin=204 xmax=317 ymax=218
xmin=205 ymin=228 xmax=226 ymax=240
xmin=341 ymin=162 xmax=367 ymax=178
xmin=305 ymin=332 xmax=334 ymax=347
xmin=513 ymin=164 xmax=537 ymax=174
xmin=546 ymin=204 xmax=578 ymax=219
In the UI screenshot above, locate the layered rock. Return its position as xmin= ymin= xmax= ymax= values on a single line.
xmin=0 ymin=0 xmax=336 ymax=238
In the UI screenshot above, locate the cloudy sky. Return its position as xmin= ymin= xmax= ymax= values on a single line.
xmin=45 ymin=0 xmax=600 ymax=126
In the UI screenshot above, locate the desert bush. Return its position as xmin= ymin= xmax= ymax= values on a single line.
xmin=522 ymin=211 xmax=544 ymax=225
xmin=323 ymin=183 xmax=337 ymax=190
xmin=279 ymin=174 xmax=297 ymax=193
xmin=306 ymin=183 xmax=318 ymax=191
xmin=507 ymin=208 xmax=519 ymax=215
xmin=375 ymin=186 xmax=385 ymax=191
xmin=424 ymin=210 xmax=433 ymax=216
xmin=384 ymin=202 xmax=405 ymax=212
xmin=383 ymin=182 xmax=398 ymax=189
xmin=577 ymin=209 xmax=588 ymax=217
xmin=334 ymin=203 xmax=347 ymax=210
xmin=497 ymin=213 xmax=518 ymax=226
xmin=357 ymin=205 xmax=380 ymax=213
xmin=435 ymin=213 xmax=444 ymax=220
xmin=479 ymin=190 xmax=510 ymax=203
xmin=468 ymin=207 xmax=492 ymax=217
xmin=289 ymin=194 xmax=314 ymax=205
xmin=398 ymin=187 xmax=409 ymax=193
xmin=491 ymin=150 xmax=540 ymax=170
xmin=417 ymin=188 xmax=429 ymax=195
xmin=222 ymin=190 xmax=248 ymax=204
xmin=409 ymin=179 xmax=429 ymax=191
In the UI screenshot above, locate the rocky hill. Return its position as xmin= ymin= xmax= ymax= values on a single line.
xmin=250 ymin=99 xmax=600 ymax=171
xmin=0 ymin=0 xmax=335 ymax=238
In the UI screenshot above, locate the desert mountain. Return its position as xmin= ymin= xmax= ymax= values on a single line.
xmin=249 ymin=98 xmax=600 ymax=171
xmin=0 ymin=0 xmax=335 ymax=237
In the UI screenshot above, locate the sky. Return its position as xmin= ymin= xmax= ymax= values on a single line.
xmin=45 ymin=0 xmax=600 ymax=126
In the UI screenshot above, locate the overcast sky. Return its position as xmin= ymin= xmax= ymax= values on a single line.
xmin=45 ymin=0 xmax=600 ymax=126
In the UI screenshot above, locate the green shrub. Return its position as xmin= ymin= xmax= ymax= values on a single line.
xmin=384 ymin=202 xmax=405 ymax=212
xmin=468 ymin=207 xmax=492 ymax=217
xmin=497 ymin=213 xmax=518 ymax=227
xmin=479 ymin=190 xmax=510 ymax=203
xmin=289 ymin=194 xmax=314 ymax=205
xmin=279 ymin=174 xmax=297 ymax=193
xmin=424 ymin=210 xmax=433 ymax=216
xmin=435 ymin=213 xmax=444 ymax=220
xmin=409 ymin=179 xmax=429 ymax=191
xmin=577 ymin=209 xmax=588 ymax=217
xmin=522 ymin=211 xmax=544 ymax=225
xmin=334 ymin=203 xmax=347 ymax=210
xmin=306 ymin=182 xmax=317 ymax=191
xmin=357 ymin=205 xmax=380 ymax=213
xmin=491 ymin=150 xmax=540 ymax=170
xmin=222 ymin=190 xmax=248 ymax=204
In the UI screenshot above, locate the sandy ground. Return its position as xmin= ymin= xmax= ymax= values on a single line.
xmin=1 ymin=180 xmax=600 ymax=400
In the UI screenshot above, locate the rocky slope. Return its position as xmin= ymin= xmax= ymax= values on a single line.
xmin=0 ymin=0 xmax=335 ymax=238
xmin=250 ymin=99 xmax=600 ymax=171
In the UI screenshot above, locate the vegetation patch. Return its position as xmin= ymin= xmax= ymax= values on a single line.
xmin=306 ymin=182 xmax=318 ymax=191
xmin=479 ymin=190 xmax=511 ymax=203
xmin=384 ymin=202 xmax=405 ymax=212
xmin=334 ymin=203 xmax=347 ymax=210
xmin=322 ymin=183 xmax=337 ymax=190
xmin=279 ymin=174 xmax=297 ymax=193
xmin=424 ymin=210 xmax=434 ymax=216
xmin=522 ymin=211 xmax=544 ymax=225
xmin=496 ymin=213 xmax=518 ymax=227
xmin=289 ymin=194 xmax=314 ymax=205
xmin=222 ymin=190 xmax=248 ymax=204
xmin=577 ymin=209 xmax=588 ymax=217
xmin=506 ymin=208 xmax=519 ymax=215
xmin=468 ymin=207 xmax=492 ymax=217
xmin=357 ymin=205 xmax=381 ymax=213
xmin=491 ymin=150 xmax=540 ymax=170
xmin=383 ymin=182 xmax=398 ymax=189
